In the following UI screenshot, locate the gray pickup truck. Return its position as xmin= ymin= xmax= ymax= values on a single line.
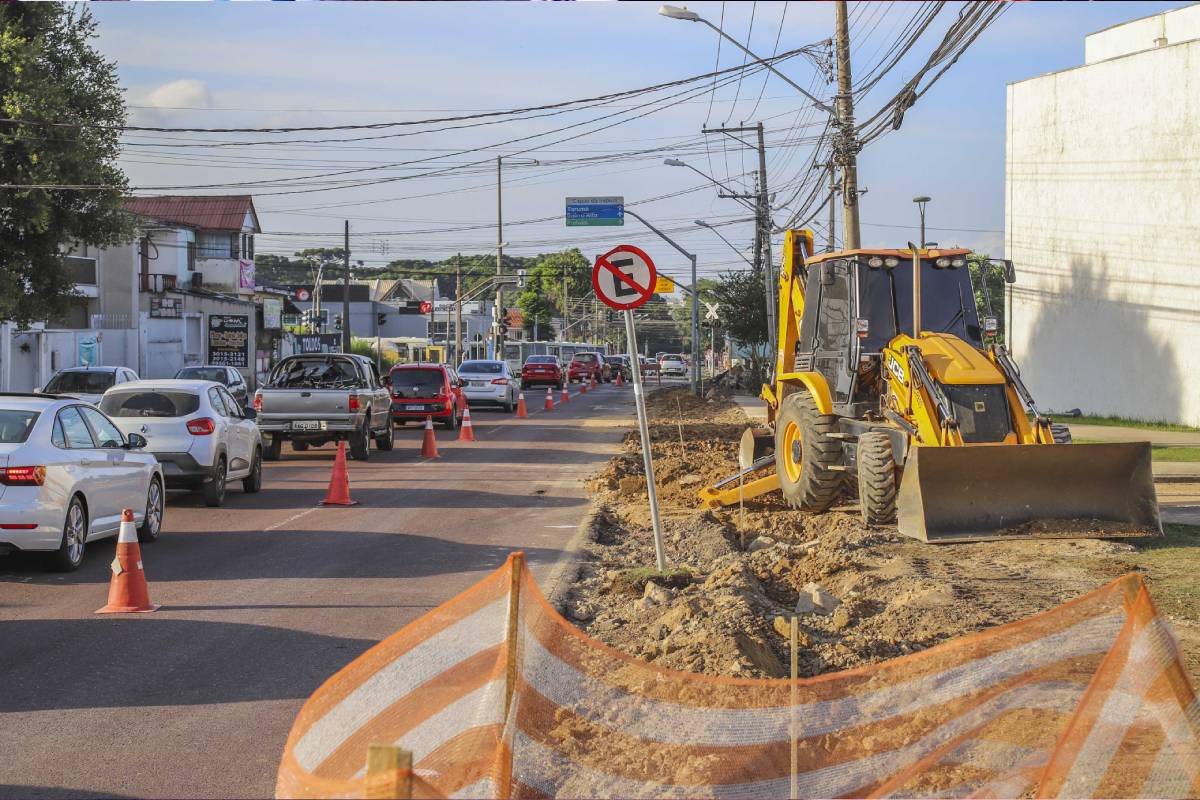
xmin=254 ymin=353 xmax=394 ymax=461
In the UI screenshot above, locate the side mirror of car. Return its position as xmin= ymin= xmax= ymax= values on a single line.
xmin=382 ymin=374 xmax=391 ymax=387
xmin=125 ymin=433 xmax=147 ymax=449
xmin=244 ymin=407 xmax=258 ymax=420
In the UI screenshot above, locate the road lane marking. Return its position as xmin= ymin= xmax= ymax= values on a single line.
xmin=264 ymin=506 xmax=320 ymax=532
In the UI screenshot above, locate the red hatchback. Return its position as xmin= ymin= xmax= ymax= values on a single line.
xmin=520 ymin=355 xmax=565 ymax=390
xmin=567 ymin=352 xmax=610 ymax=384
xmin=388 ymin=363 xmax=465 ymax=429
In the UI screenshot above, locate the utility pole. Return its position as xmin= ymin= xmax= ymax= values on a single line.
xmin=834 ymin=0 xmax=862 ymax=249
xmin=827 ymin=161 xmax=838 ymax=252
xmin=342 ymin=220 xmax=352 ymax=353
xmin=494 ymin=157 xmax=504 ymax=361
xmin=562 ymin=268 xmax=568 ymax=342
xmin=755 ymin=122 xmax=778 ymax=363
xmin=455 ymin=253 xmax=463 ymax=365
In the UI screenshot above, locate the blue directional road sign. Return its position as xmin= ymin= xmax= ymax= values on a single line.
xmin=565 ymin=196 xmax=624 ymax=227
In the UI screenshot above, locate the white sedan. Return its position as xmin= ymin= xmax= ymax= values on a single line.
xmin=40 ymin=366 xmax=140 ymax=406
xmin=100 ymin=380 xmax=263 ymax=507
xmin=659 ymin=356 xmax=687 ymax=376
xmin=0 ymin=394 xmax=164 ymax=571
xmin=456 ymin=360 xmax=519 ymax=413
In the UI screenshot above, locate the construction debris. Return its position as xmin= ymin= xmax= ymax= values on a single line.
xmin=564 ymin=388 xmax=1180 ymax=681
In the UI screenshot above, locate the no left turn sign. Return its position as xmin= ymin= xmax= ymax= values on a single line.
xmin=592 ymin=244 xmax=657 ymax=311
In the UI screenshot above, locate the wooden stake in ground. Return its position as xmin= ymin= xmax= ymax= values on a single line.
xmin=366 ymin=744 xmax=412 ymax=799
xmin=790 ymin=615 xmax=799 ymax=800
xmin=675 ymin=396 xmax=686 ymax=451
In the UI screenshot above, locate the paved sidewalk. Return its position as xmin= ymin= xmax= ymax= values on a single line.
xmin=1068 ymin=424 xmax=1200 ymax=447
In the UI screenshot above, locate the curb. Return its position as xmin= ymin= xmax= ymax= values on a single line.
xmin=1155 ymin=475 xmax=1200 ymax=484
xmin=543 ymin=505 xmax=602 ymax=614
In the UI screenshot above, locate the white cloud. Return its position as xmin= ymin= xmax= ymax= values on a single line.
xmin=144 ymin=78 xmax=213 ymax=110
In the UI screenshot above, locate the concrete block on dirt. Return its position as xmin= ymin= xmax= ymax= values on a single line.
xmin=801 ymin=582 xmax=841 ymax=614
xmin=747 ymin=536 xmax=776 ymax=553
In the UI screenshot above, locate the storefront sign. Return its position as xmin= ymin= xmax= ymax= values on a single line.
xmin=208 ymin=314 xmax=250 ymax=367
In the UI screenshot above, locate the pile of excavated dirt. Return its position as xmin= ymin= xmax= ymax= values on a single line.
xmin=563 ymin=388 xmax=1144 ymax=679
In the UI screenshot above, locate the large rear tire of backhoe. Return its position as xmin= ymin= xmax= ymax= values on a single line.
xmin=774 ymin=392 xmax=844 ymax=511
xmin=857 ymin=432 xmax=897 ymax=525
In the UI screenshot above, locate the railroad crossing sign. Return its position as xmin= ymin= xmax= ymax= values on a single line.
xmin=591 ymin=244 xmax=657 ymax=311
xmin=704 ymin=300 xmax=720 ymax=321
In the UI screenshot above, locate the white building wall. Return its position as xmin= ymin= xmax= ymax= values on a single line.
xmin=1084 ymin=3 xmax=1200 ymax=64
xmin=1006 ymin=33 xmax=1200 ymax=426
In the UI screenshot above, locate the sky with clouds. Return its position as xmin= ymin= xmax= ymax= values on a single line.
xmin=87 ymin=0 xmax=1190 ymax=284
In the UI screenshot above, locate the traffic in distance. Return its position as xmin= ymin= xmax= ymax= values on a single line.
xmin=0 ymin=351 xmax=689 ymax=571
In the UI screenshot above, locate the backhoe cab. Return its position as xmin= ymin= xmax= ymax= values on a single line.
xmin=700 ymin=229 xmax=1160 ymax=543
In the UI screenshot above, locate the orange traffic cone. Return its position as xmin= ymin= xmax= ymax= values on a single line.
xmin=591 ymin=373 xmax=599 ymax=390
xmin=516 ymin=392 xmax=529 ymax=418
xmin=544 ymin=387 xmax=554 ymax=411
xmin=580 ymin=378 xmax=588 ymax=394
xmin=562 ymin=384 xmax=571 ymax=402
xmin=616 ymin=370 xmax=624 ymax=387
xmin=96 ymin=509 xmax=159 ymax=614
xmin=321 ymin=441 xmax=357 ymax=506
xmin=421 ymin=415 xmax=440 ymax=458
xmin=459 ymin=406 xmax=476 ymax=442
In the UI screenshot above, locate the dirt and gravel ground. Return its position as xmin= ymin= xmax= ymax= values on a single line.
xmin=562 ymin=387 xmax=1200 ymax=682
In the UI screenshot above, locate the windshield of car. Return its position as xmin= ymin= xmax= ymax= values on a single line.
xmin=0 ymin=410 xmax=39 ymax=443
xmin=100 ymin=390 xmax=201 ymax=418
xmin=268 ymin=357 xmax=361 ymax=389
xmin=44 ymin=371 xmax=113 ymax=394
xmin=459 ymin=361 xmax=503 ymax=374
xmin=389 ymin=368 xmax=445 ymax=398
xmin=176 ymin=367 xmax=228 ymax=383
xmin=526 ymin=356 xmax=556 ymax=365
xmin=571 ymin=353 xmax=599 ymax=364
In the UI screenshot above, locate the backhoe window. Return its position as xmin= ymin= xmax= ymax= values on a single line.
xmin=857 ymin=259 xmax=983 ymax=349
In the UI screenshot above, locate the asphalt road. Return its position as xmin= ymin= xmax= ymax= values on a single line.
xmin=0 ymin=381 xmax=641 ymax=799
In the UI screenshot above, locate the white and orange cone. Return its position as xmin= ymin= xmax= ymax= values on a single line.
xmin=421 ymin=415 xmax=440 ymax=458
xmin=516 ymin=392 xmax=529 ymax=418
xmin=96 ymin=509 xmax=159 ymax=614
xmin=321 ymin=441 xmax=357 ymax=506
xmin=580 ymin=378 xmax=588 ymax=395
xmin=459 ymin=406 xmax=476 ymax=442
xmin=562 ymin=383 xmax=571 ymax=403
xmin=544 ymin=387 xmax=554 ymax=411
xmin=615 ymin=370 xmax=624 ymax=387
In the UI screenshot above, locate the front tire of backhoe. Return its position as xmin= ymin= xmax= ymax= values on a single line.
xmin=857 ymin=432 xmax=897 ymax=525
xmin=774 ymin=392 xmax=844 ymax=511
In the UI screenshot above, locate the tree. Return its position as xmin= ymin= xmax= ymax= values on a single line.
xmin=967 ymin=253 xmax=1008 ymax=344
xmin=711 ymin=267 xmax=769 ymax=377
xmin=1 ymin=5 xmax=133 ymax=326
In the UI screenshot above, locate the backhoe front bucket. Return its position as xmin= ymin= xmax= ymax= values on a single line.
xmin=896 ymin=442 xmax=1161 ymax=543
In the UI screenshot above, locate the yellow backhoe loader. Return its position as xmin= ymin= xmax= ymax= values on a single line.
xmin=699 ymin=230 xmax=1161 ymax=543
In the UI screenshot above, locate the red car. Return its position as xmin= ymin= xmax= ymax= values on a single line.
xmin=388 ymin=363 xmax=465 ymax=429
xmin=567 ymin=352 xmax=611 ymax=384
xmin=520 ymin=355 xmax=565 ymax=390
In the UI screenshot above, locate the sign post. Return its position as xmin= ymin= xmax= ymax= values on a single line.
xmin=592 ymin=245 xmax=667 ymax=572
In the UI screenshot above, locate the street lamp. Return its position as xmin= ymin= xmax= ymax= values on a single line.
xmin=912 ymin=196 xmax=931 ymax=249
xmin=659 ymin=5 xmax=835 ymax=115
xmin=665 ymin=158 xmax=758 ymax=213
xmin=694 ymin=220 xmax=754 ymax=268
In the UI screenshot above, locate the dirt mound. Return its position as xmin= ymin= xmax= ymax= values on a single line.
xmin=565 ymin=387 xmax=1142 ymax=679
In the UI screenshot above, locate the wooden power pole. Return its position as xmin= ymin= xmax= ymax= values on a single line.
xmin=834 ymin=0 xmax=862 ymax=249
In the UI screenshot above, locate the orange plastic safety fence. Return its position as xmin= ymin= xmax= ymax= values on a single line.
xmin=277 ymin=555 xmax=1200 ymax=799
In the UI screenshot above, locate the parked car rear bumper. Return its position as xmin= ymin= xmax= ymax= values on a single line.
xmin=153 ymin=452 xmax=216 ymax=487
xmin=391 ymin=401 xmax=455 ymax=421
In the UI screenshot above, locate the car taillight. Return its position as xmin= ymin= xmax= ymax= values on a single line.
xmin=187 ymin=417 xmax=215 ymax=435
xmin=253 ymin=391 xmax=262 ymax=411
xmin=349 ymin=394 xmax=360 ymax=412
xmin=491 ymin=378 xmax=509 ymax=385
xmin=0 ymin=466 xmax=46 ymax=486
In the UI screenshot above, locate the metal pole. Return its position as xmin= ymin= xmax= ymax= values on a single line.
xmin=624 ymin=309 xmax=666 ymax=572
xmin=562 ymin=268 xmax=568 ymax=341
xmin=342 ymin=220 xmax=352 ymax=353
xmin=909 ymin=241 xmax=922 ymax=337
xmin=690 ymin=253 xmax=699 ymax=394
xmin=919 ymin=206 xmax=926 ymax=248
xmin=834 ymin=0 xmax=862 ymax=250
xmin=756 ymin=122 xmax=777 ymax=366
xmin=495 ymin=157 xmax=504 ymax=360
xmin=455 ymin=254 xmax=463 ymax=365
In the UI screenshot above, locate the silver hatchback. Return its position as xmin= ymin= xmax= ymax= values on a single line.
xmin=0 ymin=394 xmax=164 ymax=571
xmin=456 ymin=360 xmax=519 ymax=413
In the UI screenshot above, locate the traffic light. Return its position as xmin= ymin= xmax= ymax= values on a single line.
xmin=334 ymin=314 xmax=343 ymax=331
xmin=377 ymin=312 xmax=387 ymax=326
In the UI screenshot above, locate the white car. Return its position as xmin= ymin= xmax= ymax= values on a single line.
xmin=659 ymin=355 xmax=687 ymax=376
xmin=456 ymin=359 xmax=519 ymax=412
xmin=0 ymin=393 xmax=164 ymax=571
xmin=40 ymin=366 xmax=139 ymax=406
xmin=100 ymin=380 xmax=262 ymax=507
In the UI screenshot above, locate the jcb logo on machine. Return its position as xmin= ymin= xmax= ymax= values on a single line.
xmin=886 ymin=354 xmax=907 ymax=385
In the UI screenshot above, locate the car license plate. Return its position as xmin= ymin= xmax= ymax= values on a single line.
xmin=405 ymin=404 xmax=425 ymax=411
xmin=292 ymin=420 xmax=322 ymax=431
xmin=470 ymin=381 xmax=486 ymax=387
